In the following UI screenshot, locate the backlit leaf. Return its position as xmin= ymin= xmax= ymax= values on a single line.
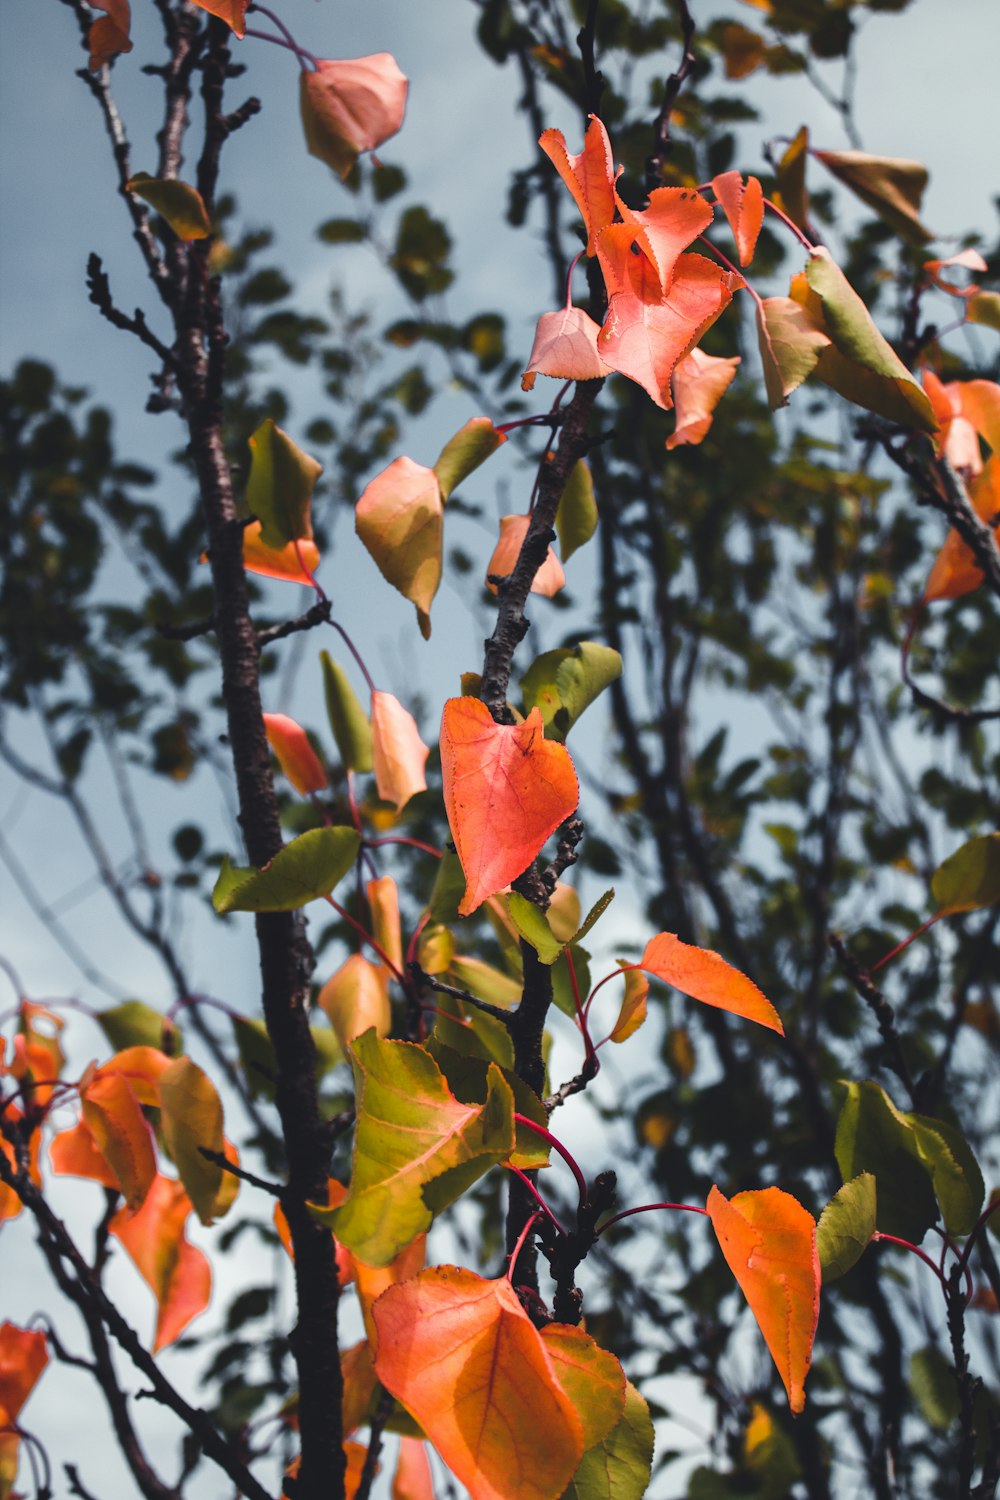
xmin=666 ymin=348 xmax=741 ymax=449
xmin=539 ymin=116 xmax=617 ymax=257
xmin=707 ymin=1185 xmax=819 ymax=1414
xmin=755 ymin=296 xmax=831 ymax=409
xmin=522 ymin=304 xmax=612 ymax=390
xmin=373 ymin=1267 xmax=585 ymax=1500
xmin=924 ymin=456 xmax=1000 ymax=601
xmin=159 ymin=1056 xmax=231 ymax=1224
xmin=371 ymin=691 xmax=429 ymax=811
xmin=816 ymin=1173 xmax=876 ymax=1281
xmin=507 ymin=891 xmax=564 ymax=965
xmin=49 ymin=1118 xmax=120 ymax=1191
xmin=355 ymin=456 xmax=443 ymax=635
xmin=539 ymin=1325 xmax=625 ymax=1450
xmin=393 ymin=1437 xmax=436 ymax=1500
xmin=486 ymin=515 xmax=565 ymax=597
xmin=425 ymin=1039 xmax=549 ymax=1170
xmin=242 ymin=522 xmax=321 ymax=583
xmin=636 ymin=932 xmax=783 ymax=1033
xmin=352 ymin=1233 xmax=427 ymax=1346
xmin=814 ymin=149 xmax=932 ymax=244
xmin=556 ymin=462 xmax=598 ymax=563
xmin=930 ymin=832 xmax=1000 ymax=915
xmin=263 ymin=712 xmax=328 ymax=795
xmin=367 ymin=874 xmax=403 ymax=973
xmin=711 ymin=172 xmax=764 ymax=266
xmin=301 ymin=55 xmax=408 ymax=180
xmin=322 ymin=1030 xmax=514 ymax=1265
xmin=773 ymin=127 xmax=810 ymax=234
xmin=110 ymin=1174 xmax=211 ymax=1351
xmin=609 ymin=966 xmax=649 ymax=1044
xmin=519 ymin=642 xmax=622 ymax=743
xmin=189 ymin=0 xmax=248 ymax=36
xmin=433 ymin=417 xmax=505 ymax=501
xmin=318 ymin=953 xmax=392 ymax=1051
xmin=80 ymin=1070 xmax=156 ymax=1211
xmin=212 ymin=827 xmax=361 ymax=912
xmin=440 ymin=698 xmax=579 ymax=916
xmin=967 ymin=289 xmax=1000 ymax=331
xmin=126 ymin=173 xmax=211 ymax=241
xmin=924 ymin=249 xmax=988 ymax=298
xmin=614 ymin=187 xmax=714 ymax=295
xmin=561 ymin=1380 xmax=655 ymax=1500
xmin=97 ymin=1000 xmax=174 ymax=1055
xmin=922 ymin=369 xmax=981 ymax=477
xmin=321 ymin=653 xmax=375 ymax=772
xmin=0 ymin=1322 xmax=48 ymax=1426
xmin=246 ymin=419 xmax=322 ymax=551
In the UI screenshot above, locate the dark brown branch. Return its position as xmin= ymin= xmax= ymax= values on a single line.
xmin=544 ymin=1054 xmax=599 ymax=1113
xmin=198 ymin=1146 xmax=283 ymax=1197
xmin=353 ymin=1386 xmax=395 ymax=1500
xmin=408 ymin=964 xmax=513 ymax=1025
xmin=828 ymin=933 xmax=918 ymax=1103
xmin=86 ymin=254 xmax=177 ymax=367
xmin=576 ymin=0 xmax=605 ymax=120
xmin=256 ymin=598 xmax=333 ymax=647
xmin=645 ymin=0 xmax=696 ymax=192
xmin=538 ymin=1169 xmax=617 ymax=1324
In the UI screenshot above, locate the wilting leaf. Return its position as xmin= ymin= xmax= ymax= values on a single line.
xmin=373 ymin=1267 xmax=585 ymax=1500
xmin=814 ymin=149 xmax=932 ymax=244
xmin=522 ymin=304 xmax=612 ymax=390
xmin=371 ymin=691 xmax=429 ymax=811
xmin=318 ymin=953 xmax=392 ymax=1050
xmin=301 ymin=54 xmax=408 ymax=180
xmin=486 ymin=515 xmax=565 ymax=597
xmin=774 ymin=127 xmax=810 ymax=234
xmin=931 ymin=832 xmax=1000 ymax=915
xmin=126 ymin=173 xmax=211 ymax=240
xmin=110 ymin=1175 xmax=212 ymax=1351
xmin=440 ymin=698 xmax=579 ymax=916
xmin=242 ymin=522 xmax=321 ymax=584
xmin=321 ymin=653 xmax=374 ymax=772
xmin=0 ymin=1322 xmax=48 ymax=1428
xmin=321 ymin=1031 xmax=514 ymax=1265
xmin=189 ymin=0 xmax=248 ymax=35
xmin=212 ymin=827 xmax=361 ymax=913
xmin=755 ymin=296 xmax=831 ymax=409
xmin=609 ymin=966 xmax=649 ymax=1044
xmin=712 ymin=171 xmax=764 ymax=266
xmin=355 ymin=456 xmax=443 ymax=634
xmin=636 ymin=932 xmax=783 ymax=1033
xmin=80 ymin=1070 xmax=156 ymax=1212
xmin=924 ymin=455 xmax=1000 ymax=601
xmin=561 ymin=1380 xmax=655 ymax=1500
xmin=263 ymin=713 xmax=328 ymax=795
xmin=159 ymin=1057 xmax=231 ymax=1224
xmin=519 ymin=642 xmax=622 ymax=743
xmin=246 ymin=419 xmax=322 ymax=551
xmin=707 ymin=1185 xmax=819 ymax=1414
xmin=556 ymin=462 xmax=598 ymax=563
xmin=539 ymin=116 xmax=617 ymax=256
xmin=817 ymin=1173 xmax=877 ymax=1281
xmin=666 ymin=348 xmax=741 ymax=449
xmin=792 ymin=249 xmax=937 ymax=433
xmin=924 ymin=249 xmax=988 ymax=298
xmin=86 ymin=0 xmax=132 ymax=70
xmin=596 ymin=235 xmax=736 ymax=411
xmin=433 ymin=417 xmax=505 ymax=500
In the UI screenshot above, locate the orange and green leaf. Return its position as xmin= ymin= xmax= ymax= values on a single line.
xmin=318 ymin=953 xmax=392 ymax=1051
xmin=110 ymin=1174 xmax=211 ymax=1351
xmin=486 ymin=516 xmax=565 ymax=598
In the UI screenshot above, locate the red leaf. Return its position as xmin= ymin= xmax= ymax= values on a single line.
xmin=263 ymin=713 xmax=328 ymax=796
xmin=110 ymin=1175 xmax=212 ymax=1351
xmin=666 ymin=347 xmax=741 ymax=449
xmin=371 ymin=691 xmax=429 ymax=811
xmin=613 ymin=186 xmax=714 ymax=293
xmin=637 ymin=932 xmax=783 ymax=1033
xmin=0 ymin=1324 xmax=47 ymax=1426
xmin=712 ymin=171 xmax=765 ymax=267
xmin=538 ymin=116 xmax=617 ymax=257
xmin=440 ymin=698 xmax=579 ymax=917
xmin=301 ymin=55 xmax=408 ymax=179
xmin=486 ymin=515 xmax=565 ymax=597
xmin=707 ymin=1185 xmax=820 ymax=1413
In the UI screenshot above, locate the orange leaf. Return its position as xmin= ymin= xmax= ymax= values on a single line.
xmin=706 ymin=1185 xmax=820 ymax=1414
xmin=0 ymin=1108 xmax=39 ymax=1222
xmin=719 ymin=22 xmax=766 ymax=79
xmin=110 ymin=1175 xmax=211 ymax=1351
xmin=486 ymin=515 xmax=565 ymax=598
xmin=274 ymin=1179 xmax=354 ymax=1286
xmin=80 ymin=1070 xmax=156 ymax=1211
xmin=539 ymin=116 xmax=617 ymax=257
xmin=344 ymin=1440 xmax=371 ymax=1499
xmin=353 ymin=1232 xmax=426 ymax=1346
xmin=666 ymin=348 xmax=741 ymax=449
xmin=341 ymin=1339 xmax=378 ymax=1437
xmin=263 ymin=713 xmax=328 ymax=795
xmin=712 ymin=171 xmax=765 ymax=267
xmin=318 ymin=953 xmax=391 ymax=1050
xmin=958 ymin=378 xmax=1000 ymax=454
xmin=613 ymin=187 xmax=714 ymax=295
xmin=925 ymin=248 xmax=988 ymax=298
xmin=440 ymin=698 xmax=579 ymax=917
xmin=189 ymin=0 xmax=249 ymax=38
xmin=596 ymin=235 xmax=737 ymax=411
xmin=367 ymin=875 xmax=403 ymax=974
xmin=393 ymin=1437 xmax=436 ymax=1500
xmin=922 ymin=370 xmax=982 ymax=477
xmin=11 ymin=1003 xmax=64 ymax=1108
xmin=371 ymin=691 xmax=429 ymax=811
xmin=86 ymin=0 xmax=132 ymax=70
xmin=924 ymin=454 xmax=1000 ymax=602
xmin=372 ymin=1267 xmax=584 ymax=1500
xmin=301 ymin=55 xmax=408 ymax=179
xmin=521 ymin=303 xmax=611 ymax=390
xmin=49 ymin=1118 xmax=119 ymax=1191
xmin=637 ymin=931 xmax=783 ymax=1033
xmin=241 ymin=521 xmax=321 ymax=584
xmin=0 ymin=1323 xmax=48 ymax=1425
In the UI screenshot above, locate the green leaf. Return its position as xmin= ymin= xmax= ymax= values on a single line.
xmin=126 ymin=173 xmax=211 ymax=240
xmin=311 ymin=1024 xmax=344 ymax=1080
xmin=562 ymin=1380 xmax=655 ymax=1500
xmin=930 ymin=832 xmax=1000 ymax=916
xmin=755 ymin=297 xmax=831 ymax=409
xmin=426 ymin=849 xmax=466 ymax=924
xmin=212 ymin=827 xmax=361 ymax=913
xmin=551 ymin=945 xmax=592 ymax=1020
xmin=448 ymin=955 xmax=522 ymax=1009
xmin=967 ymin=290 xmax=1000 ymax=332
xmin=520 ymin=642 xmax=623 ymax=743
xmin=572 ymin=888 xmax=615 ymax=947
xmin=556 ymin=461 xmax=598 ymax=563
xmin=245 ymin=418 xmax=323 ymax=549
xmin=910 ymin=1346 xmax=959 ymax=1430
xmin=507 ymin=891 xmax=564 ymax=965
xmin=320 ymin=652 xmax=374 ymax=772
xmin=425 ymin=1037 xmax=550 ymax=1169
xmin=97 ymin=1000 xmax=174 ymax=1054
xmin=433 ymin=417 xmax=505 ymax=501
xmin=813 ymin=150 xmax=932 ymax=244
xmin=817 ymin=1172 xmax=876 ymax=1281
xmin=317 ymin=218 xmax=367 ymax=244
xmin=430 ymin=992 xmax=514 ymax=1070
xmin=320 ymin=1029 xmax=515 ymax=1264
xmin=158 ymin=1057 xmax=227 ymax=1225
xmin=909 ymin=1116 xmax=984 ymax=1236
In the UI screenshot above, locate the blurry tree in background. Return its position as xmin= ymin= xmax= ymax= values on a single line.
xmin=1 ymin=2 xmax=998 ymax=1499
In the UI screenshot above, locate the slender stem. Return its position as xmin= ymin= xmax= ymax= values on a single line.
xmin=506 ymin=1163 xmax=566 ymax=1236
xmin=506 ymin=1209 xmax=543 ymax=1282
xmin=327 ymin=621 xmax=377 ymax=697
xmin=512 ymin=1113 xmax=588 ymax=1206
xmin=762 ymin=196 xmax=815 ymax=251
xmin=696 ymin=234 xmax=760 ymax=309
xmin=365 ymin=836 xmax=442 ymax=859
xmin=597 ymin=1200 xmax=709 ymax=1235
xmin=873 ymin=1231 xmax=946 ymax=1286
xmin=871 ymin=913 xmax=940 ymax=973
xmin=247 ymin=5 xmax=318 ymax=68
xmin=584 ymin=962 xmax=633 ymax=1023
xmin=323 ymin=896 xmax=404 ymax=982
xmin=564 ymin=949 xmax=598 ymax=1073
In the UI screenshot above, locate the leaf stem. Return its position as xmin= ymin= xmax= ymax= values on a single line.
xmin=246 ymin=5 xmax=318 ymax=69
xmin=870 ymin=913 xmax=940 ymax=973
xmin=597 ymin=1200 xmax=709 ymax=1235
xmin=873 ymin=1230 xmax=946 ymax=1285
xmin=506 ymin=1208 xmax=543 ymax=1283
xmin=322 ymin=895 xmax=404 ymax=982
xmin=506 ymin=1163 xmax=566 ymax=1236
xmin=327 ymin=620 xmax=377 ymax=698
xmin=512 ymin=1113 xmax=588 ymax=1206
xmin=762 ymin=197 xmax=815 ymax=251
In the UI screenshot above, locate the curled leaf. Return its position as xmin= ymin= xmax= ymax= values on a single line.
xmin=86 ymin=0 xmax=132 ymax=70
xmin=242 ymin=522 xmax=321 ymax=584
xmin=159 ymin=1057 xmax=231 ymax=1224
xmin=555 ymin=461 xmax=598 ymax=563
xmin=301 ymin=55 xmax=408 ymax=180
xmin=712 ymin=171 xmax=765 ymax=266
xmin=110 ymin=1174 xmax=212 ymax=1350
xmin=433 ymin=417 xmax=506 ymax=501
xmin=814 ymin=148 xmax=932 ymax=244
xmin=539 ymin=116 xmax=617 ymax=256
xmin=371 ymin=691 xmax=429 ymax=811
xmin=817 ymin=1173 xmax=876 ymax=1282
xmin=486 ymin=515 xmax=565 ymax=598
xmin=321 ymin=653 xmax=375 ymax=772
xmin=247 ymin=419 xmax=322 ymax=551
xmin=666 ymin=347 xmax=741 ymax=449
xmin=263 ymin=713 xmax=328 ymax=795
xmin=126 ymin=173 xmax=211 ymax=241
xmin=190 ymin=0 xmax=249 ymax=36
